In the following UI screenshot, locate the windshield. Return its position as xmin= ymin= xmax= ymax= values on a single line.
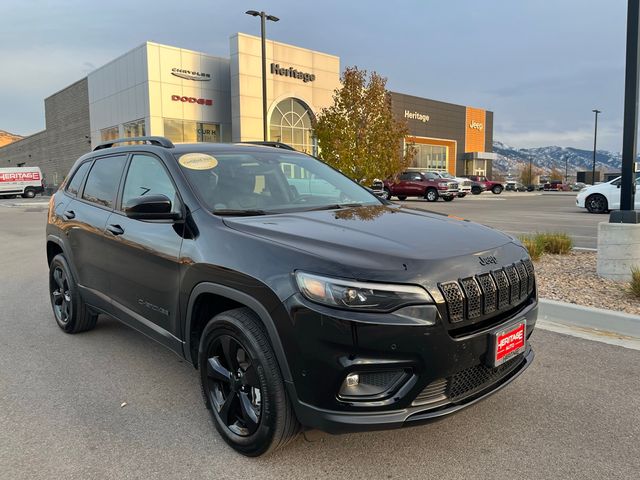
xmin=438 ymin=172 xmax=454 ymax=179
xmin=176 ymin=150 xmax=382 ymax=214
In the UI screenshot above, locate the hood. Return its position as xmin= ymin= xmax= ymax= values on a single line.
xmin=222 ymin=205 xmax=514 ymax=272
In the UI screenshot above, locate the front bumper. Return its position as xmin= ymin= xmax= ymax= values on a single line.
xmin=280 ymin=291 xmax=538 ymax=434
xmin=296 ymin=347 xmax=533 ymax=433
xmin=439 ymin=189 xmax=459 ymax=197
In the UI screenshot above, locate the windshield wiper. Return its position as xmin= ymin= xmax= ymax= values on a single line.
xmin=304 ymin=203 xmax=366 ymax=211
xmin=212 ymin=209 xmax=270 ymax=216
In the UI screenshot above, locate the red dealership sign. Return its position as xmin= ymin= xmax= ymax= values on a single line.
xmin=171 ymin=95 xmax=212 ymax=106
xmin=0 ymin=171 xmax=41 ymax=182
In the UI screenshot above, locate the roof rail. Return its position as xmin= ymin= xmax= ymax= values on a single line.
xmin=242 ymin=141 xmax=297 ymax=151
xmin=93 ymin=136 xmax=175 ymax=151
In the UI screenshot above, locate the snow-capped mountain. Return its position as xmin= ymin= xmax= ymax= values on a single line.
xmin=492 ymin=141 xmax=625 ymax=176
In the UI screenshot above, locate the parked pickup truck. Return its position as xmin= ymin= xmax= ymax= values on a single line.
xmin=460 ymin=175 xmax=504 ymax=194
xmin=383 ymin=171 xmax=459 ymax=202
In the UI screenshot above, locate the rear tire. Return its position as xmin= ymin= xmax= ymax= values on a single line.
xmin=586 ymin=194 xmax=608 ymax=214
xmin=22 ymin=188 xmax=36 ymax=199
xmin=396 ymin=195 xmax=407 ymax=201
xmin=199 ymin=307 xmax=299 ymax=456
xmin=492 ymin=185 xmax=503 ymax=194
xmin=443 ymin=196 xmax=454 ymax=202
xmin=49 ymin=254 xmax=98 ymax=333
xmin=425 ymin=189 xmax=438 ymax=202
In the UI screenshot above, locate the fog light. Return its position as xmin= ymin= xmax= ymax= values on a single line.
xmin=345 ymin=373 xmax=360 ymax=387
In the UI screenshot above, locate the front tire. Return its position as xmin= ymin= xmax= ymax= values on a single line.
xmin=425 ymin=189 xmax=438 ymax=202
xmin=457 ymin=193 xmax=467 ymax=198
xmin=471 ymin=187 xmax=481 ymax=195
xmin=396 ymin=195 xmax=407 ymax=201
xmin=382 ymin=188 xmax=391 ymax=200
xmin=492 ymin=185 xmax=503 ymax=194
xmin=586 ymin=194 xmax=608 ymax=214
xmin=49 ymin=254 xmax=98 ymax=333
xmin=199 ymin=308 xmax=299 ymax=456
xmin=443 ymin=196 xmax=454 ymax=202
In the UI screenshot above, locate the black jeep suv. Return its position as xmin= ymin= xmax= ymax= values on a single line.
xmin=46 ymin=137 xmax=537 ymax=456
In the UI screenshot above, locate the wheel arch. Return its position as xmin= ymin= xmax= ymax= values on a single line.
xmin=184 ymin=282 xmax=294 ymax=385
xmin=46 ymin=235 xmax=65 ymax=266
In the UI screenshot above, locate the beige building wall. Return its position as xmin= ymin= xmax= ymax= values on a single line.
xmin=229 ymin=33 xmax=340 ymax=143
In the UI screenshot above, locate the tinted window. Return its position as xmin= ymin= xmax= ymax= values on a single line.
xmin=398 ymin=173 xmax=412 ymax=181
xmin=82 ymin=155 xmax=127 ymax=208
xmin=177 ymin=150 xmax=380 ymax=213
xmin=122 ymin=155 xmax=178 ymax=211
xmin=66 ymin=161 xmax=91 ymax=196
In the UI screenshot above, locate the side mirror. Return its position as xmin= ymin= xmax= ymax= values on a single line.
xmin=124 ymin=194 xmax=181 ymax=221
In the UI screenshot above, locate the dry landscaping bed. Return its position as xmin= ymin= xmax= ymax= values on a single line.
xmin=534 ymin=250 xmax=640 ymax=316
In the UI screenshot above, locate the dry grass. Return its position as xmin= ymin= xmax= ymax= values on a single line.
xmin=538 ymin=232 xmax=573 ymax=254
xmin=629 ymin=266 xmax=640 ymax=299
xmin=519 ymin=235 xmax=544 ymax=261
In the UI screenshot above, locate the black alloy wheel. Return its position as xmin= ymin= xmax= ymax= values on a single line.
xmin=199 ymin=308 xmax=299 ymax=456
xmin=586 ymin=194 xmax=608 ymax=214
xmin=205 ymin=334 xmax=262 ymax=437
xmin=51 ymin=265 xmax=72 ymax=325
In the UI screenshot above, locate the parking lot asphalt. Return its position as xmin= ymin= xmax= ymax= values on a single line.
xmin=1 ymin=200 xmax=639 ymax=480
xmin=399 ymin=192 xmax=601 ymax=249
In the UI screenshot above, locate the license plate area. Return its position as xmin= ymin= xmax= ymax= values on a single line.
xmin=489 ymin=319 xmax=526 ymax=367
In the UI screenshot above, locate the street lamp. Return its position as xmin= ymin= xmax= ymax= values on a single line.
xmin=591 ymin=109 xmax=601 ymax=185
xmin=564 ymin=154 xmax=568 ymax=184
xmin=528 ymin=156 xmax=533 ymax=189
xmin=246 ymin=10 xmax=279 ymax=141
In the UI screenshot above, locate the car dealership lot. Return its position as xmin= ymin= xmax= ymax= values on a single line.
xmin=1 ymin=204 xmax=639 ymax=479
xmin=400 ymin=192 xmax=601 ymax=249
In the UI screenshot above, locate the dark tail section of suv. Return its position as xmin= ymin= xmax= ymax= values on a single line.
xmin=46 ymin=137 xmax=537 ymax=456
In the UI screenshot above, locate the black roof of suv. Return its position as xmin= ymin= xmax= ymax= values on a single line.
xmin=45 ymin=137 xmax=537 ymax=456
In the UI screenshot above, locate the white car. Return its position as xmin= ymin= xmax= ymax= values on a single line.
xmin=429 ymin=171 xmax=472 ymax=197
xmin=576 ymin=175 xmax=640 ymax=213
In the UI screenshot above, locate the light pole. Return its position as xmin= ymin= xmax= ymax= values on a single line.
xmin=591 ymin=109 xmax=601 ymax=184
xmin=529 ymin=156 xmax=533 ymax=189
xmin=246 ymin=10 xmax=279 ymax=141
xmin=564 ymin=155 xmax=568 ymax=184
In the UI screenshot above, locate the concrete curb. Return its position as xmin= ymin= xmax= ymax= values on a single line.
xmin=538 ymin=298 xmax=640 ymax=339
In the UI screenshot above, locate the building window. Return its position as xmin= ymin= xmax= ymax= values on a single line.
xmin=197 ymin=123 xmax=220 ymax=142
xmin=100 ymin=126 xmax=119 ymax=142
xmin=163 ymin=119 xmax=220 ymax=143
xmin=411 ymin=144 xmax=448 ymax=171
xmin=269 ymin=98 xmax=314 ymax=154
xmin=123 ymin=119 xmax=146 ymax=138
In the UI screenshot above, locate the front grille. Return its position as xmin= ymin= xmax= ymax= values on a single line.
xmin=412 ymin=355 xmax=525 ymax=407
xmin=438 ymin=260 xmax=534 ymax=325
xmin=448 ymin=182 xmax=458 ymax=189
xmin=448 ymin=356 xmax=522 ymax=401
xmin=462 ymin=180 xmax=471 ymax=187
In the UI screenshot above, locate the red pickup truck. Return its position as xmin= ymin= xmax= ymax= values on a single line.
xmin=460 ymin=175 xmax=504 ymax=194
xmin=383 ymin=171 xmax=459 ymax=202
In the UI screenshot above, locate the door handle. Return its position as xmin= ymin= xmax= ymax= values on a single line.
xmin=63 ymin=210 xmax=75 ymax=220
xmin=106 ymin=224 xmax=125 ymax=236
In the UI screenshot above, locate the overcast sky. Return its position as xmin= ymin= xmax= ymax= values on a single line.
xmin=0 ymin=0 xmax=629 ymax=151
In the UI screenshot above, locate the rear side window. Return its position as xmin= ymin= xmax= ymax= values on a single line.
xmin=82 ymin=155 xmax=127 ymax=208
xmin=65 ymin=161 xmax=91 ymax=197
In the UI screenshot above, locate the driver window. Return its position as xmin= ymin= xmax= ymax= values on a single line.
xmin=412 ymin=173 xmax=423 ymax=181
xmin=122 ymin=155 xmax=178 ymax=211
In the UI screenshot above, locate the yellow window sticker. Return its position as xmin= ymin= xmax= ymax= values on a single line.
xmin=178 ymin=153 xmax=218 ymax=170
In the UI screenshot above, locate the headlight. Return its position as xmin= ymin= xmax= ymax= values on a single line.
xmin=295 ymin=271 xmax=432 ymax=312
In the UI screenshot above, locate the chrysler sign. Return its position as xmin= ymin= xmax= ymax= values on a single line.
xmin=171 ymin=68 xmax=211 ymax=81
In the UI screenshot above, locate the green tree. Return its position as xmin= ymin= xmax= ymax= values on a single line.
xmin=313 ymin=67 xmax=414 ymax=184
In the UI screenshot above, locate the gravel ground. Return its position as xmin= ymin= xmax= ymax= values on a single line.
xmin=535 ymin=250 xmax=640 ymax=316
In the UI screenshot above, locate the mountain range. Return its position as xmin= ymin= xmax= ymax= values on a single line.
xmin=492 ymin=141 xmax=626 ymax=177
xmin=0 ymin=129 xmax=23 ymax=148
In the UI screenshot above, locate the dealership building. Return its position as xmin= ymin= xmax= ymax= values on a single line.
xmin=0 ymin=33 xmax=495 ymax=186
